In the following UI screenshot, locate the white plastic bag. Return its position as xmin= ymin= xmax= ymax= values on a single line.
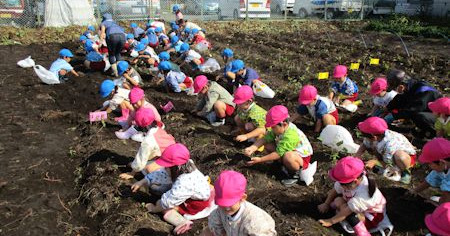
xmin=340 ymin=103 xmax=358 ymax=113
xmin=252 ymin=80 xmax=275 ymax=99
xmin=33 ymin=65 xmax=60 ymax=85
xmin=319 ymin=125 xmax=360 ymax=154
xmin=194 ymin=40 xmax=210 ymax=52
xmin=300 ymin=161 xmax=317 ymax=186
xmin=199 ymin=58 xmax=220 ymax=73
xmin=130 ymin=50 xmax=139 ymax=58
xmin=17 ymin=56 xmax=35 ymax=68
xmin=103 ymin=56 xmax=111 ymax=72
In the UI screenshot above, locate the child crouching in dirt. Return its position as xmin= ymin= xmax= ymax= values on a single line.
xmin=428 ymin=97 xmax=450 ymax=139
xmin=293 ymin=85 xmax=338 ymax=133
xmin=410 ymin=138 xmax=450 ymax=204
xmin=368 ymin=78 xmax=397 ymax=122
xmin=231 ymin=85 xmax=267 ymax=142
xmin=80 ymin=35 xmax=107 ymax=72
xmin=318 ymin=156 xmax=387 ymax=236
xmin=143 ymin=143 xmax=214 ymax=235
xmin=115 ymin=87 xmax=163 ymax=141
xmin=215 ymin=48 xmax=233 ymax=83
xmin=115 ymin=61 xmax=142 ymax=90
xmin=119 ymin=108 xmax=175 ymax=180
xmin=244 ymin=105 xmax=316 ymax=187
xmin=200 ymin=170 xmax=277 ymax=236
xmin=98 ymin=79 xmax=133 ymax=121
xmin=192 ymin=76 xmax=236 ymax=126
xmin=329 ymin=65 xmax=359 ymax=107
xmin=49 ymin=49 xmax=80 ymax=82
xmin=229 ymin=59 xmax=260 ymax=88
xmin=355 ymin=117 xmax=416 ymax=184
xmin=156 ymin=61 xmax=193 ymax=93
xmin=175 ymin=43 xmax=204 ymax=71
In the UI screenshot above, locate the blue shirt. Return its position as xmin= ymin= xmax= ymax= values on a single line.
xmin=172 ymin=41 xmax=184 ymax=52
xmin=101 ymin=20 xmax=124 ymax=36
xmin=236 ymin=67 xmax=260 ymax=86
xmin=223 ymin=62 xmax=232 ymax=77
xmin=49 ymin=58 xmax=73 ymax=77
xmin=297 ymin=96 xmax=336 ymax=120
xmin=426 ymin=170 xmax=450 ymax=192
xmin=165 ymin=71 xmax=186 ymax=93
xmin=331 ymin=77 xmax=358 ymax=95
xmin=133 ymin=27 xmax=145 ymax=38
xmin=147 ymin=33 xmax=158 ymax=46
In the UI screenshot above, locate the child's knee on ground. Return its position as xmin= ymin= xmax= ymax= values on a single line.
xmin=393 ymin=150 xmax=413 ymax=170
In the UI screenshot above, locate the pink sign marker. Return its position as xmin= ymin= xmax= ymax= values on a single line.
xmin=89 ymin=111 xmax=107 ymax=123
xmin=161 ymin=101 xmax=174 ymax=113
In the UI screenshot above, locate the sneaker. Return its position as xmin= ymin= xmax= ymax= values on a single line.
xmin=281 ymin=171 xmax=300 ymax=187
xmin=211 ymin=118 xmax=225 ymax=127
xmin=400 ymin=172 xmax=411 ymax=184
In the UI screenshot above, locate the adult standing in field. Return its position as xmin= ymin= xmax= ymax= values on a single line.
xmin=386 ymin=69 xmax=441 ymax=138
xmin=100 ymin=13 xmax=126 ymax=77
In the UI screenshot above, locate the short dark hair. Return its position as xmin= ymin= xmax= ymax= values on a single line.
xmin=387 ymin=69 xmax=409 ymax=90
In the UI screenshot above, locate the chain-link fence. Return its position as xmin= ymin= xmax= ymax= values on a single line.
xmin=0 ymin=0 xmax=448 ymax=27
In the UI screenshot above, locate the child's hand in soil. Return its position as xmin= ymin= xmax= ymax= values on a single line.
xmin=365 ymin=159 xmax=380 ymax=169
xmin=119 ymin=172 xmax=135 ymax=180
xmin=131 ymin=181 xmax=143 ymax=192
xmin=317 ymin=203 xmax=330 ymax=213
xmin=318 ymin=219 xmax=333 ymax=227
xmin=246 ymin=157 xmax=261 ymax=166
xmin=244 ymin=146 xmax=258 ymax=157
xmin=235 ymin=134 xmax=248 ymax=142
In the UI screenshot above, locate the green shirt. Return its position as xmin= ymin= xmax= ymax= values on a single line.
xmin=238 ymin=103 xmax=267 ymax=128
xmin=196 ymin=81 xmax=235 ymax=114
xmin=435 ymin=117 xmax=450 ymax=138
xmin=264 ymin=123 xmax=313 ymax=158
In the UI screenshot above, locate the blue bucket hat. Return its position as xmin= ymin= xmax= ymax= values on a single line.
xmin=158 ymin=61 xmax=172 ymax=71
xmin=158 ymin=51 xmax=170 ymax=61
xmin=172 ymin=5 xmax=180 ymax=12
xmin=59 ymin=49 xmax=74 ymax=57
xmin=231 ymin=59 xmax=245 ymax=73
xmin=155 ymin=27 xmax=163 ymax=33
xmin=147 ymin=28 xmax=155 ymax=34
xmin=191 ymin=28 xmax=199 ymax=34
xmin=222 ymin=48 xmax=233 ymax=57
xmin=117 ymin=61 xmax=129 ymax=76
xmin=127 ymin=33 xmax=134 ymax=39
xmin=170 ymin=35 xmax=179 ymax=44
xmin=100 ymin=79 xmax=115 ymax=98
xmin=179 ymin=43 xmax=190 ymax=53
xmin=170 ymin=21 xmax=176 ymax=27
xmin=135 ymin=43 xmax=146 ymax=52
xmin=79 ymin=35 xmax=87 ymax=42
xmin=172 ymin=25 xmax=179 ymax=30
xmin=140 ymin=37 xmax=149 ymax=45
xmin=184 ymin=28 xmax=191 ymax=34
xmin=130 ymin=22 xmax=137 ymax=28
xmin=88 ymin=25 xmax=95 ymax=31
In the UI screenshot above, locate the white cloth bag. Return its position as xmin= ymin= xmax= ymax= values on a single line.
xmin=252 ymin=80 xmax=275 ymax=99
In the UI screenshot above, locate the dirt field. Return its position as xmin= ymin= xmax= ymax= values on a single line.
xmin=0 ymin=21 xmax=448 ymax=235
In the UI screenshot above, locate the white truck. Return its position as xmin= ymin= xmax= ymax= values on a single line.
xmin=293 ymin=0 xmax=362 ymax=18
xmin=271 ymin=0 xmax=296 ymax=14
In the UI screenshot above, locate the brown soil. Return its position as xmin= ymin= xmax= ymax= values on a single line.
xmin=0 ymin=21 xmax=448 ymax=235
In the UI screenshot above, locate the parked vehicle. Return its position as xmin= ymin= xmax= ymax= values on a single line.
xmin=185 ymin=0 xmax=220 ymax=15
xmin=293 ymin=0 xmax=361 ymax=18
xmin=0 ymin=0 xmax=43 ymax=26
xmin=271 ymin=0 xmax=296 ymax=14
xmin=93 ymin=0 xmax=161 ymax=19
xmin=218 ymin=0 xmax=271 ymax=19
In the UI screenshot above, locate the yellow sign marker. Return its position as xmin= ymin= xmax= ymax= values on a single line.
xmin=350 ymin=63 xmax=360 ymax=70
xmin=370 ymin=58 xmax=380 ymax=65
xmin=318 ymin=72 xmax=329 ymax=80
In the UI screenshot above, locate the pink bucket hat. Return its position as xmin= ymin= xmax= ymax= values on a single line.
xmin=135 ymin=107 xmax=155 ymax=127
xmin=129 ymin=87 xmax=145 ymax=104
xmin=419 ymin=138 xmax=450 ymax=163
xmin=233 ymin=85 xmax=254 ymax=105
xmin=333 ymin=65 xmax=347 ymax=78
xmin=329 ymin=156 xmax=365 ymax=184
xmin=358 ymin=117 xmax=388 ymax=135
xmin=265 ymin=105 xmax=289 ymax=128
xmin=428 ymin=97 xmax=450 ymax=115
xmin=155 ymin=143 xmax=190 ymax=168
xmin=214 ymin=170 xmax=247 ymax=207
xmin=298 ymin=85 xmax=318 ymax=105
xmin=370 ymin=78 xmax=388 ymax=95
xmin=193 ymin=75 xmax=208 ymax=93
xmin=425 ymin=202 xmax=450 ymax=236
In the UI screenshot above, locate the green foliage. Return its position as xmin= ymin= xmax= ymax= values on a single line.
xmin=365 ymin=15 xmax=450 ymax=38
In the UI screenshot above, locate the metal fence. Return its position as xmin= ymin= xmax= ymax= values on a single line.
xmin=0 ymin=0 xmax=448 ymax=27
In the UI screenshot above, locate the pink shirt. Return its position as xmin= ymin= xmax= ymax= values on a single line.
xmin=176 ymin=12 xmax=183 ymax=21
xmin=128 ymin=101 xmax=163 ymax=127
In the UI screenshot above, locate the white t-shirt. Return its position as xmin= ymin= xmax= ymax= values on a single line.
xmin=334 ymin=175 xmax=386 ymax=214
xmin=373 ymin=91 xmax=397 ymax=107
xmin=184 ymin=50 xmax=201 ymax=63
xmin=109 ymin=88 xmax=130 ymax=110
xmin=363 ymin=130 xmax=416 ymax=164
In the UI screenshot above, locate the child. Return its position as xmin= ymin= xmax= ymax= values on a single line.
xmin=115 ymin=61 xmax=142 ymax=90
xmin=130 ymin=22 xmax=145 ymax=40
xmin=318 ymin=156 xmax=387 ymax=236
xmin=424 ymin=202 xmax=450 ymax=236
xmin=428 ymin=97 xmax=450 ymax=138
xmin=329 ymin=65 xmax=359 ymax=107
xmin=167 ymin=35 xmax=184 ymax=53
xmin=355 ymin=117 xmax=416 ymax=184
xmin=232 ymin=85 xmax=267 ymax=142
xmin=181 ymin=27 xmax=191 ymax=42
xmin=157 ymin=61 xmax=193 ymax=93
xmin=158 ymin=51 xmax=181 ymax=72
xmin=168 ymin=24 xmax=180 ymax=38
xmin=49 ymin=49 xmax=80 ymax=82
xmin=230 ymin=59 xmax=260 ymax=88
xmin=177 ymin=43 xmax=204 ymax=70
xmin=155 ymin=27 xmax=170 ymax=48
xmin=124 ymin=33 xmax=138 ymax=53
xmin=190 ymin=28 xmax=206 ymax=45
xmin=80 ymin=35 xmax=106 ymax=72
xmin=83 ymin=25 xmax=97 ymax=40
xmin=411 ymin=138 xmax=450 ymax=204
xmin=192 ymin=75 xmax=236 ymax=126
xmin=244 ymin=105 xmax=315 ymax=187
xmin=131 ymin=43 xmax=159 ymax=69
xmin=146 ymin=20 xmax=166 ymax=34
xmin=293 ymin=85 xmax=338 ymax=133
xmin=173 ymin=4 xmax=183 ymax=21
xmin=369 ymin=78 xmax=397 ymax=121
xmin=119 ymin=108 xmax=176 ymax=180
xmin=116 ymin=87 xmax=163 ymax=141
xmin=98 ymin=79 xmax=134 ymax=121
xmin=145 ymin=28 xmax=160 ymax=49
xmin=144 ymin=143 xmax=213 ymax=235
xmin=201 ymin=170 xmax=277 ymax=236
